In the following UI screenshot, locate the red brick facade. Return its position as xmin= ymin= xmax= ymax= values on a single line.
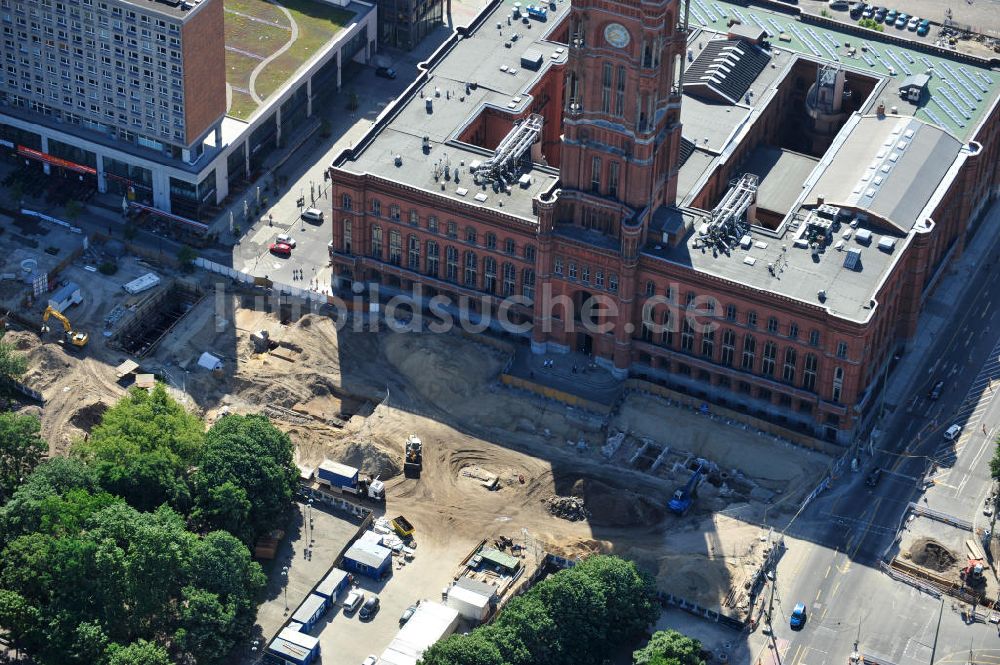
xmin=327 ymin=2 xmax=1000 ymax=444
xmin=181 ymin=0 xmax=227 ymax=146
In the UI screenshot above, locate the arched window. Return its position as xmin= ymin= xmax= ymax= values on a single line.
xmin=370 ymin=225 xmax=382 ymax=258
xmin=445 ymin=246 xmax=458 ymax=281
xmin=803 ymin=354 xmax=818 ymax=391
xmin=502 ymin=263 xmax=516 ymax=296
xmin=741 ymin=334 xmax=756 ymax=371
xmin=464 ymin=251 xmax=478 ymax=287
xmin=761 ymin=342 xmax=777 ymax=376
xmin=782 ymin=347 xmax=797 ymax=383
xmin=408 ymin=235 xmax=420 ymax=270
xmin=426 ymin=241 xmax=439 ymax=277
xmin=483 ymin=256 xmax=497 ymax=294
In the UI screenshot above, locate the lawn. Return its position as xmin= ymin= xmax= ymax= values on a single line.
xmin=223 ymin=0 xmax=354 ymax=120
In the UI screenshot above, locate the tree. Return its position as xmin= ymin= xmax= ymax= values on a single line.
xmin=990 ymin=434 xmax=1000 ymax=480
xmin=530 ymin=570 xmax=607 ymax=665
xmin=104 ymin=639 xmax=171 ymax=665
xmin=75 ymin=384 xmax=203 ymax=511
xmin=190 ymin=480 xmax=251 ymax=541
xmin=633 ymin=630 xmax=704 ymax=665
xmin=194 ymin=414 xmax=297 ymax=542
xmin=0 ymin=412 xmax=47 ymax=500
xmin=64 ymin=199 xmax=83 ymax=221
xmin=420 ymin=633 xmax=506 ymax=665
xmin=0 ymin=330 xmax=28 ymax=405
xmin=574 ymin=555 xmax=659 ymax=644
xmin=177 ymin=245 xmax=197 ymax=273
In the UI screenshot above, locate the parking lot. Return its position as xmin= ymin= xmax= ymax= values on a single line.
xmin=252 ymin=501 xmax=365 ymax=648
xmin=313 ymin=534 xmax=473 ymax=665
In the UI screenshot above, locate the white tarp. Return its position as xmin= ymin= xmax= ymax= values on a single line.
xmin=197 ymin=352 xmax=223 ymax=370
xmin=380 ymin=603 xmax=460 ymax=665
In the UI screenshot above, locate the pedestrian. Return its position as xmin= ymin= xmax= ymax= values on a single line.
xmin=269 ymin=213 xmax=273 ymax=226
xmin=984 ymin=423 xmax=988 ymax=435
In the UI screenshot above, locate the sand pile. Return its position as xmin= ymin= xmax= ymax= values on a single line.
xmin=69 ymin=402 xmax=108 ymax=432
xmin=332 ymin=439 xmax=402 ymax=480
xmin=571 ymin=478 xmax=666 ymax=527
xmin=381 ymin=332 xmax=505 ymax=406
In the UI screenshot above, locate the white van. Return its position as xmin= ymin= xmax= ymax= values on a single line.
xmin=301 ymin=207 xmax=325 ymax=223
xmin=943 ymin=424 xmax=962 ymax=441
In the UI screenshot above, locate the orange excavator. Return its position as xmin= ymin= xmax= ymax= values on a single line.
xmin=41 ymin=305 xmax=88 ymax=349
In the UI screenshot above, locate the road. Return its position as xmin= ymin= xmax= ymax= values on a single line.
xmin=754 ymin=234 xmax=1000 ymax=665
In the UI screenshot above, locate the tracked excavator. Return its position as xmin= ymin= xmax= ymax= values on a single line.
xmin=41 ymin=305 xmax=88 ymax=349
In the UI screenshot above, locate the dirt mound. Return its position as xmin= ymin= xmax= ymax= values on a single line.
xmin=908 ymin=538 xmax=957 ymax=572
xmin=70 ymin=402 xmax=108 ymax=432
xmin=381 ymin=332 xmax=505 ymax=406
xmin=571 ymin=478 xmax=666 ymax=527
xmin=332 ymin=439 xmax=402 ymax=480
xmin=546 ymin=495 xmax=589 ymax=521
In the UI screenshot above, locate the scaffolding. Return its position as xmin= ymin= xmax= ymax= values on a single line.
xmin=697 ymin=173 xmax=758 ymax=249
xmin=471 ymin=114 xmax=543 ymax=187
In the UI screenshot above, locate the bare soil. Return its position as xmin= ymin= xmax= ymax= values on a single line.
xmin=8 ymin=266 xmax=832 ymax=614
xmin=908 ymin=537 xmax=958 ymax=573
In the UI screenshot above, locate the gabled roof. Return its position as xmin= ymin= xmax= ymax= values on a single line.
xmin=682 ymin=38 xmax=771 ymax=104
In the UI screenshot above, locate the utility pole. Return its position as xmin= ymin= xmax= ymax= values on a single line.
xmin=765 ymin=572 xmax=782 ymax=665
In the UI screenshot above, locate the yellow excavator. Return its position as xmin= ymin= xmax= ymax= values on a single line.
xmin=41 ymin=305 xmax=88 ymax=348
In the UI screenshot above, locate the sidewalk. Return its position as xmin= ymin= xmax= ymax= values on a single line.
xmin=877 ymin=205 xmax=1000 ymax=428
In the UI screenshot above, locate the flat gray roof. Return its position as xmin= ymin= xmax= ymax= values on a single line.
xmin=117 ymin=0 xmax=206 ymax=21
xmin=338 ymin=0 xmax=568 ymax=222
xmin=742 ymin=146 xmax=819 ymax=214
xmin=802 ymin=115 xmax=963 ymax=232
xmin=647 ymin=210 xmax=909 ymax=322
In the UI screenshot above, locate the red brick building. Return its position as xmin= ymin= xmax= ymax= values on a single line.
xmin=328 ymin=0 xmax=1000 ymax=444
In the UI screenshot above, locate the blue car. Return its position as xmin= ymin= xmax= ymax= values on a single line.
xmin=790 ymin=603 xmax=807 ymax=629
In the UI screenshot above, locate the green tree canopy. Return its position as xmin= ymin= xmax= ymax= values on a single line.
xmin=0 ymin=330 xmax=28 ymax=406
xmin=74 ymin=384 xmax=203 ymax=511
xmin=419 ymin=555 xmax=664 ymax=665
xmin=632 ymin=629 xmax=705 ymax=665
xmin=0 ymin=411 xmax=48 ymax=501
xmin=104 ymin=639 xmax=172 ymax=665
xmin=194 ymin=414 xmax=298 ymax=542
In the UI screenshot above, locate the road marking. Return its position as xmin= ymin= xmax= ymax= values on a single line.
xmin=824 ymin=565 xmax=831 ymax=579
xmin=790 ymin=644 xmax=802 ymax=665
xmin=814 ymin=588 xmax=822 ymax=602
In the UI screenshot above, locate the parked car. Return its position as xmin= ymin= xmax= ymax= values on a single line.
xmin=269 ymin=242 xmax=292 ymax=257
xmin=908 ymin=16 xmax=920 ymax=29
xmin=828 ymin=0 xmax=849 ymax=10
xmin=343 ymin=590 xmax=365 ymax=614
xmin=375 ymin=66 xmax=397 ymax=79
xmin=362 ymin=656 xmax=378 ymax=665
xmin=928 ymin=380 xmax=944 ymax=400
xmin=866 ymin=467 xmax=882 ymax=487
xmin=790 ymin=602 xmax=807 ymax=629
xmin=885 ymin=9 xmax=897 ymax=22
xmin=275 ymin=233 xmax=296 ymax=248
xmin=917 ymin=18 xmax=931 ymax=35
xmin=399 ymin=604 xmax=418 ymax=625
xmin=944 ymin=424 xmax=962 ymax=441
xmin=873 ymin=10 xmax=886 ymax=22
xmin=895 ymin=14 xmax=908 ymax=27
xmin=301 ymin=207 xmax=324 ymax=223
xmin=360 ymin=596 xmax=381 ymax=621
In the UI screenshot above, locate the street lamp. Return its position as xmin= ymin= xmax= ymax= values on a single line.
xmin=281 ymin=566 xmax=289 ymax=613
xmin=308 ymin=498 xmax=314 ymax=545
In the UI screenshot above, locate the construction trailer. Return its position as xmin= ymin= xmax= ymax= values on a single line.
xmin=290 ymin=593 xmax=329 ymax=632
xmin=342 ymin=540 xmax=393 ymax=579
xmin=122 ymin=272 xmax=161 ymax=295
xmin=265 ymin=626 xmax=320 ymax=665
xmin=445 ymin=576 xmax=496 ymax=622
xmin=47 ymin=281 xmax=82 ymax=311
xmin=314 ymin=567 xmax=351 ymax=601
xmin=379 ymin=602 xmax=461 ymax=665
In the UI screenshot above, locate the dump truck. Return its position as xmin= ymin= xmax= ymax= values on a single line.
xmin=391 ymin=515 xmax=414 ymax=539
xmin=668 ymin=464 xmax=704 ymax=516
xmin=404 ymin=435 xmax=423 ymax=479
xmin=314 ymin=460 xmax=385 ymax=501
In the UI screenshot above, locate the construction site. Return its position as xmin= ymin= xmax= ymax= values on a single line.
xmin=0 ymin=218 xmax=835 ymax=624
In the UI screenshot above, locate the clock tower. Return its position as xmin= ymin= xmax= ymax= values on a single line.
xmin=558 ymin=0 xmax=686 ymax=227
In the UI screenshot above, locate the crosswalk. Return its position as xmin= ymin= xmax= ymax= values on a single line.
xmin=930 ymin=335 xmax=1000 ymax=475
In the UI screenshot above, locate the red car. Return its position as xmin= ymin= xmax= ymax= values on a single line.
xmin=269 ymin=242 xmax=292 ymax=256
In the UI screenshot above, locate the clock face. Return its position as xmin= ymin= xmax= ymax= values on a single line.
xmin=603 ymin=22 xmax=630 ymax=49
